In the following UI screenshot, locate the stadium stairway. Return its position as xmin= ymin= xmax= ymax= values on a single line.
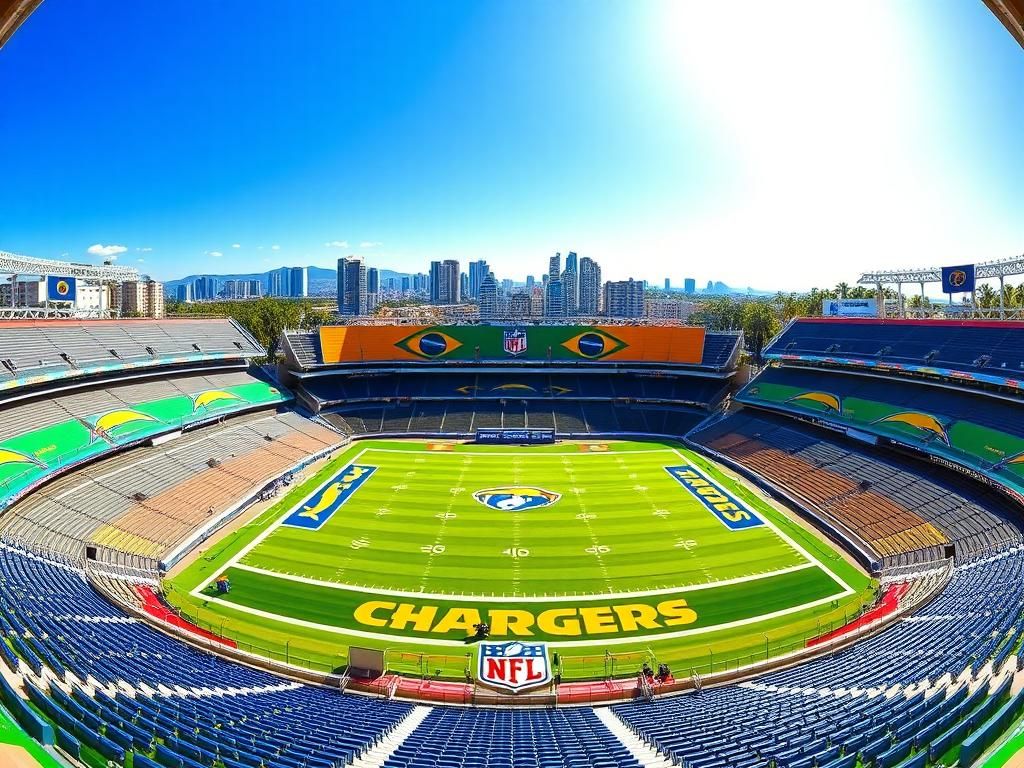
xmin=593 ymin=707 xmax=676 ymax=768
xmin=350 ymin=706 xmax=434 ymax=768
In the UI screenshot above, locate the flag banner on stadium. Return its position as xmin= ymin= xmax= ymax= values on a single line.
xmin=318 ymin=324 xmax=706 ymax=365
xmin=940 ymin=264 xmax=975 ymax=294
xmin=46 ymin=275 xmax=77 ymax=302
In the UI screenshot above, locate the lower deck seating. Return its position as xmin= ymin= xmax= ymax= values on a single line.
xmin=324 ymin=402 xmax=704 ymax=438
xmin=0 ymin=411 xmax=342 ymax=561
xmin=691 ymin=411 xmax=1021 ymax=565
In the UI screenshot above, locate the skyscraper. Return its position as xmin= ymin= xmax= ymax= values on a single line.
xmin=664 ymin=278 xmax=671 ymax=291
xmin=545 ymin=252 xmax=563 ymax=317
xmin=429 ymin=260 xmax=460 ymax=304
xmin=578 ymin=257 xmax=602 ymax=315
xmin=460 ymin=271 xmax=469 ymax=301
xmin=561 ymin=252 xmax=578 ymax=317
xmin=468 ymin=260 xmax=489 ymax=299
xmin=289 ymin=267 xmax=308 ymax=298
xmin=603 ymin=278 xmax=645 ymax=318
xmin=684 ymin=277 xmax=696 ymax=294
xmin=478 ymin=272 xmax=498 ymax=318
xmin=367 ymin=267 xmax=379 ymax=295
xmin=337 ymin=257 xmax=367 ymax=315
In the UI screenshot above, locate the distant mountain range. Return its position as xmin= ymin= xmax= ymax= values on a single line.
xmin=164 ymin=266 xmax=412 ymax=296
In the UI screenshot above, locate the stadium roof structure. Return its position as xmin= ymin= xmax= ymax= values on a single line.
xmin=857 ymin=253 xmax=1024 ymax=287
xmin=0 ymin=249 xmax=141 ymax=281
xmin=0 ymin=0 xmax=41 ymax=50
xmin=984 ymin=0 xmax=1024 ymax=49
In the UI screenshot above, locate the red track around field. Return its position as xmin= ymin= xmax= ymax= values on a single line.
xmin=136 ymin=586 xmax=238 ymax=648
xmin=806 ymin=582 xmax=909 ymax=647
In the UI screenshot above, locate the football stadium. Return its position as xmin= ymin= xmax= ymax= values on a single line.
xmin=4 ymin=1 xmax=1024 ymax=767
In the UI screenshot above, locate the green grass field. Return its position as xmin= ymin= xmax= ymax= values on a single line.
xmin=166 ymin=438 xmax=874 ymax=681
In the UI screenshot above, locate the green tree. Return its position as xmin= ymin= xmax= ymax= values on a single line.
xmin=741 ymin=301 xmax=781 ymax=361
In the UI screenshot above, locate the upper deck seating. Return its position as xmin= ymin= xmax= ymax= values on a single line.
xmin=763 ymin=318 xmax=1024 ymax=390
xmin=738 ymin=365 xmax=1024 ymax=488
xmin=0 ymin=319 xmax=263 ymax=396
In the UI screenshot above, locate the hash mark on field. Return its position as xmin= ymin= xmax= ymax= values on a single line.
xmin=417 ymin=457 xmax=472 ymax=590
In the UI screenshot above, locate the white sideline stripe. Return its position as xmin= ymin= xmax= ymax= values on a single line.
xmin=225 ymin=560 xmax=821 ymax=603
xmin=670 ymin=447 xmax=856 ymax=598
xmin=192 ymin=445 xmax=374 ymax=595
xmin=189 ymin=442 xmax=855 ymax=648
xmin=364 ymin=448 xmax=677 ymax=456
xmin=193 ymin=586 xmax=852 ymax=649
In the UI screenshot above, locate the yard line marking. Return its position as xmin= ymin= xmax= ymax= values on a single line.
xmin=194 ymin=586 xmax=853 ymax=649
xmin=671 ymin=446 xmax=855 ymax=597
xmin=362 ymin=448 xmax=677 ymax=457
xmin=201 ymin=560 xmax=821 ymax=603
xmin=192 ymin=446 xmax=373 ymax=595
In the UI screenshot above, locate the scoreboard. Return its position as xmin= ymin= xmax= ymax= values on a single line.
xmin=475 ymin=428 xmax=556 ymax=445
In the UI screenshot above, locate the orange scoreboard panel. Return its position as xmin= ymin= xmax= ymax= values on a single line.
xmin=318 ymin=325 xmax=706 ymax=365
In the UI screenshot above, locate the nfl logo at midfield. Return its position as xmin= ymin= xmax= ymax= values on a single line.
xmin=478 ymin=641 xmax=551 ymax=693
xmin=503 ymin=327 xmax=528 ymax=356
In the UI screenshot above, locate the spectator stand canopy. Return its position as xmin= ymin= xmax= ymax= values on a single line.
xmin=857 ymin=253 xmax=1024 ymax=319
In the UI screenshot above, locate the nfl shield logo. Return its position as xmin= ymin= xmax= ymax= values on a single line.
xmin=503 ymin=327 xmax=528 ymax=356
xmin=478 ymin=641 xmax=551 ymax=693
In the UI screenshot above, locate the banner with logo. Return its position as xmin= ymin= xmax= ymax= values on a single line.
xmin=822 ymin=299 xmax=877 ymax=317
xmin=940 ymin=265 xmax=975 ymax=294
xmin=46 ymin=276 xmax=77 ymax=302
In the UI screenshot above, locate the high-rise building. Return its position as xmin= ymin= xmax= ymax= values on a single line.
xmin=664 ymin=278 xmax=671 ymax=291
xmin=268 ymin=267 xmax=291 ymax=297
xmin=545 ymin=278 xmax=563 ymax=317
xmin=525 ymin=275 xmax=535 ymax=289
xmin=478 ymin=272 xmax=498 ymax=318
xmin=289 ymin=267 xmax=308 ymax=298
xmin=548 ymin=253 xmax=561 ymax=281
xmin=684 ymin=277 xmax=696 ymax=294
xmin=367 ymin=267 xmax=379 ymax=295
xmin=468 ymin=260 xmax=489 ymax=299
xmin=460 ymin=271 xmax=469 ymax=301
xmin=530 ymin=285 xmax=545 ymax=317
xmin=247 ymin=279 xmax=262 ymax=297
xmin=509 ymin=292 xmax=531 ymax=319
xmin=175 ymin=283 xmax=193 ymax=302
xmin=337 ymin=257 xmax=367 ymax=315
xmin=603 ymin=278 xmax=645 ymax=318
xmin=191 ymin=276 xmax=217 ymax=301
xmin=401 ymin=275 xmax=411 ymax=292
xmin=430 ymin=260 xmax=461 ymax=304
xmin=578 ymin=257 xmax=601 ymax=315
xmin=121 ymin=280 xmax=165 ymax=318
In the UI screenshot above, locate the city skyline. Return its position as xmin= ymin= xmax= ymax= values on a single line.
xmin=2 ymin=2 xmax=1021 ymax=289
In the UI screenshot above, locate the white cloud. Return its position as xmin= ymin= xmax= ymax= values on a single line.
xmin=137 ymin=258 xmax=145 ymax=263
xmin=324 ymin=240 xmax=350 ymax=248
xmin=271 ymin=244 xmax=281 ymax=250
xmin=136 ymin=246 xmax=153 ymax=253
xmin=359 ymin=241 xmax=382 ymax=249
xmin=87 ymin=243 xmax=127 ymax=259
xmin=231 ymin=243 xmax=241 ymax=248
xmin=207 ymin=251 xmax=223 ymax=258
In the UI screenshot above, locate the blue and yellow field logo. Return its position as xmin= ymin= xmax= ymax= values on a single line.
xmin=473 ymin=487 xmax=560 ymax=511
xmin=665 ymin=464 xmax=763 ymax=530
xmin=283 ymin=463 xmax=377 ymax=530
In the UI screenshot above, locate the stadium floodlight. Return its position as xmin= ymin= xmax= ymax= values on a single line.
xmin=857 ymin=253 xmax=1024 ymax=286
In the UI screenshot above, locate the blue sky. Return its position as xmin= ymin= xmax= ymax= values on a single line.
xmin=0 ymin=0 xmax=1021 ymax=290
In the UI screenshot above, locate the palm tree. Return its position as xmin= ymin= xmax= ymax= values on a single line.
xmin=835 ymin=282 xmax=850 ymax=299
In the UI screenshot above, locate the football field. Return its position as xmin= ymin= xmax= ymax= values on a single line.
xmin=167 ymin=439 xmax=873 ymax=680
